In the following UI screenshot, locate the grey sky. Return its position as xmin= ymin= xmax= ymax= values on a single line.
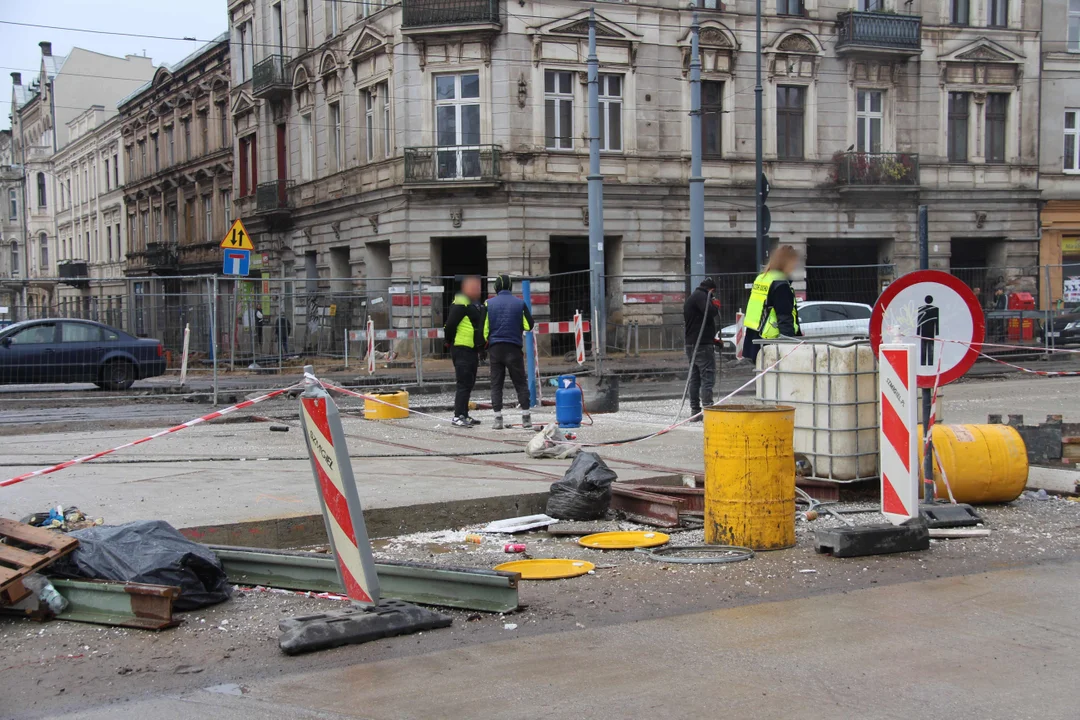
xmin=1 ymin=0 xmax=228 ymax=129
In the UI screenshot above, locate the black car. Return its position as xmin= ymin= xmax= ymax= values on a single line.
xmin=0 ymin=319 xmax=167 ymax=390
xmin=1048 ymin=305 xmax=1080 ymax=346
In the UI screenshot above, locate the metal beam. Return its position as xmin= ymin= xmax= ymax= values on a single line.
xmin=209 ymin=546 xmax=520 ymax=614
xmin=51 ymin=579 xmax=180 ymax=630
xmin=609 ymin=486 xmax=685 ymax=527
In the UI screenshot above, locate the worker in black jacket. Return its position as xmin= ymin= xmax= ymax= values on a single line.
xmin=444 ymin=275 xmax=485 ymax=427
xmin=683 ymin=277 xmax=720 ymax=420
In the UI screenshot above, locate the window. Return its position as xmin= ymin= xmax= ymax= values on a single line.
xmin=951 ymin=0 xmax=969 ymax=25
xmin=152 ymin=135 xmax=159 ymax=173
xmin=141 ymin=211 xmax=149 ymax=248
xmin=702 ymin=80 xmax=723 ymax=158
xmin=10 ymin=322 xmax=55 ymax=345
xmin=776 ymin=85 xmax=806 ymax=160
xmin=183 ymin=120 xmax=192 ymax=161
xmin=598 ymin=74 xmax=623 ymax=152
xmin=104 ymin=159 xmax=111 ymax=191
xmin=203 ymin=195 xmax=213 ymax=242
xmin=545 ymin=70 xmax=574 ymax=150
xmin=328 ymin=101 xmax=343 ymax=172
xmin=856 ymin=90 xmax=883 ymax=153
xmin=300 ymin=112 xmax=314 ymax=180
xmin=383 ymin=82 xmax=392 ymax=158
xmin=237 ymin=22 xmax=252 ymax=83
xmin=1071 ymin=0 xmax=1080 ymax=52
xmin=221 ymin=190 xmax=232 ymax=225
xmin=115 ymin=223 xmax=121 ymax=260
xmin=67 ymin=179 xmax=72 ymax=206
xmin=985 ymin=93 xmax=1008 ymax=164
xmin=1065 ymin=110 xmax=1080 ymax=171
xmin=434 ymin=73 xmax=481 ymax=179
xmin=9 ymin=189 xmax=17 ymax=220
xmin=219 ymin=106 xmax=229 ymax=149
xmin=199 ymin=113 xmax=209 ymax=156
xmin=10 ymin=242 xmax=18 ymax=274
xmin=36 ymin=172 xmax=46 ymax=207
xmin=777 ymin=0 xmax=803 ymax=15
xmin=988 ymin=0 xmax=1007 ymax=27
xmin=106 ymin=226 xmax=113 ymax=261
xmin=166 ymin=127 xmax=174 ymax=165
xmin=300 ymin=0 xmax=311 ymax=50
xmin=239 ymin=135 xmax=257 ymax=196
xmin=61 ymin=323 xmax=103 ymax=343
xmin=327 ymin=0 xmax=339 ymax=37
xmin=857 ymin=0 xmax=882 ymax=10
xmin=365 ymin=88 xmax=376 ymax=161
xmin=38 ymin=232 xmax=48 ymax=270
xmin=168 ymin=204 xmax=178 ymax=243
xmin=128 ymin=148 xmax=134 ymax=181
xmin=154 ymin=207 xmax=162 ymax=243
xmin=184 ymin=200 xmax=195 ymax=242
xmin=947 ymin=92 xmax=969 ymax=162
xmin=113 ymin=154 xmax=119 ymax=187
xmin=272 ymin=2 xmax=284 ymax=55
xmin=139 ymin=141 xmax=146 ymax=178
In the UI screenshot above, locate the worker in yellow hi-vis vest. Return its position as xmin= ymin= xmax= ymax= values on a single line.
xmin=742 ymin=244 xmax=802 ymax=363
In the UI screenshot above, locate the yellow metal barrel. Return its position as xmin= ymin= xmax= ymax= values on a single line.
xmin=919 ymin=424 xmax=1028 ymax=504
xmin=703 ymin=404 xmax=796 ymax=550
xmin=364 ymin=390 xmax=410 ymax=420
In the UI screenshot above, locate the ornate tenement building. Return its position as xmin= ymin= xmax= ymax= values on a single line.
xmin=229 ymin=0 xmax=1042 ymax=335
xmin=118 ymin=33 xmax=231 ymax=344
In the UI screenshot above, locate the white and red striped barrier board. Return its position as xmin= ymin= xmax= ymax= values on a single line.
xmin=301 ymin=385 xmax=381 ymax=606
xmin=879 ymin=344 xmax=919 ymax=525
xmin=733 ymin=311 xmax=746 ymax=361
xmin=349 ymin=328 xmax=445 ymax=342
xmin=573 ymin=312 xmax=586 ymax=365
xmin=365 ymin=318 xmax=376 ymax=375
xmin=535 ymin=320 xmax=591 ymax=334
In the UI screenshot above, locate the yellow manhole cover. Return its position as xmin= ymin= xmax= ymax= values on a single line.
xmin=578 ymin=531 xmax=670 ymax=550
xmin=493 ymin=558 xmax=595 ymax=580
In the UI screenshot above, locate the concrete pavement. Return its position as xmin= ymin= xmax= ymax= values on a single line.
xmin=58 ymin=559 xmax=1080 ymax=720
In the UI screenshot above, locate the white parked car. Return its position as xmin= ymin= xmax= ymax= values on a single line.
xmin=717 ymin=301 xmax=873 ymax=352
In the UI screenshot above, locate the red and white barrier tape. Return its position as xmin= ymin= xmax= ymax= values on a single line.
xmin=975 ymin=352 xmax=1080 ymax=376
xmin=0 ymin=385 xmax=299 ymax=488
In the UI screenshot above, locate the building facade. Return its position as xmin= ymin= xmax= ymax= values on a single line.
xmin=229 ymin=0 xmax=1042 ymax=338
xmin=0 ymin=130 xmax=25 ymax=321
xmin=53 ymin=107 xmax=127 ymax=325
xmin=118 ymin=33 xmax=231 ymax=344
xmin=1038 ymin=0 xmax=1080 ymax=307
xmin=8 ymin=42 xmax=155 ymax=319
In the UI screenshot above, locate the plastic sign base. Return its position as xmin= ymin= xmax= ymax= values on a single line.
xmin=814 ymin=518 xmax=930 ymax=558
xmin=919 ymin=503 xmax=983 ymax=529
xmin=278 ymin=599 xmax=452 ymax=655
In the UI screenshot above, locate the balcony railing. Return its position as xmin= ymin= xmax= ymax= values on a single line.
xmin=404 ymin=145 xmax=501 ymax=184
xmin=835 ymin=11 xmax=922 ymax=55
xmin=832 ymin=152 xmax=919 ymax=188
xmin=256 ymin=179 xmax=295 ymax=213
xmin=402 ymin=0 xmax=500 ymax=29
xmin=58 ymin=260 xmax=88 ymax=287
xmin=252 ymin=55 xmax=291 ymax=99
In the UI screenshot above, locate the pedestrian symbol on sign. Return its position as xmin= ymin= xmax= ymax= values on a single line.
xmin=917 ymin=295 xmax=939 ymax=366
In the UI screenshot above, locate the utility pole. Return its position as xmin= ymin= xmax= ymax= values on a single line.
xmin=689 ymin=11 xmax=705 ymax=288
xmin=754 ymin=0 xmax=766 ymax=268
xmin=918 ymin=204 xmax=935 ymax=504
xmin=587 ymin=8 xmax=605 ymax=370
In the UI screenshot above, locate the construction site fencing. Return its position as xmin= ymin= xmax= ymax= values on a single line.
xmin=0 ymin=262 xmax=1075 ymax=388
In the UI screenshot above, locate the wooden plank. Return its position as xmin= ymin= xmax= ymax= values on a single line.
xmin=0 ymin=518 xmax=78 ymax=552
xmin=0 ymin=565 xmax=20 ymax=584
xmin=0 ymin=543 xmax=47 ymax=568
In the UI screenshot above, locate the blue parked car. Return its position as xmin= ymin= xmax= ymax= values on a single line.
xmin=0 ymin=319 xmax=166 ymax=390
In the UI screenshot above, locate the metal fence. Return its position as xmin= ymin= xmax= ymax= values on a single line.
xmin=0 ymin=262 xmax=1075 ymax=389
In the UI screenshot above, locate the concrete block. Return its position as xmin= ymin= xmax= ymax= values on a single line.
xmin=814 ymin=519 xmax=930 ymax=558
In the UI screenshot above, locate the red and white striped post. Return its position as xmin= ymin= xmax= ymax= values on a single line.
xmin=733 ymin=310 xmax=746 ymax=361
xmin=573 ymin=310 xmax=586 ymax=366
xmin=365 ymin=318 xmax=375 ymax=375
xmin=300 ymin=370 xmax=381 ymax=606
xmin=879 ymin=344 xmax=919 ymax=525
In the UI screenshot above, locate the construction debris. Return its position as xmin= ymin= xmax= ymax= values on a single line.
xmin=279 ymin=599 xmax=453 ymax=655
xmin=0 ymin=518 xmax=79 ymax=606
xmin=814 ymin=518 xmax=931 ymax=558
xmin=480 ymin=514 xmax=558 ymax=534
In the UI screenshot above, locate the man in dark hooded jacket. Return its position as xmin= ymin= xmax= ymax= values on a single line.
xmin=683 ymin=277 xmax=720 ymax=420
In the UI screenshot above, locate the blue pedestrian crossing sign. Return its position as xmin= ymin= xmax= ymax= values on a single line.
xmin=223 ymin=248 xmax=251 ymax=276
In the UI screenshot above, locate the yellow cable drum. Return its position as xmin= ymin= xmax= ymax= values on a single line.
xmin=364 ymin=390 xmax=410 ymax=420
xmin=919 ymin=423 xmax=1028 ymax=504
xmin=703 ymin=404 xmax=796 ymax=551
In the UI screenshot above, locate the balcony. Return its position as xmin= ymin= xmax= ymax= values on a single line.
xmin=835 ymin=12 xmax=922 ymax=58
xmin=402 ymin=0 xmax=500 ymax=33
xmin=255 ymin=179 xmax=295 ymax=224
xmin=57 ymin=260 xmax=88 ymax=288
xmin=252 ymin=55 xmax=291 ymax=100
xmin=404 ymin=145 xmax=501 ymax=186
xmin=832 ymin=152 xmax=919 ymax=192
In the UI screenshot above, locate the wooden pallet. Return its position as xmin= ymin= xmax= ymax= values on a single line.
xmin=0 ymin=519 xmax=79 ymax=606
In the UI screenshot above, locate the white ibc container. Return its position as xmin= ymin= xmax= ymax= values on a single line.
xmin=756 ymin=342 xmax=878 ymax=482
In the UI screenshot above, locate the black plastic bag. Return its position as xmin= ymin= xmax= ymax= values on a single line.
xmin=545 ymin=452 xmax=618 ymax=520
xmin=47 ymin=520 xmax=231 ymax=610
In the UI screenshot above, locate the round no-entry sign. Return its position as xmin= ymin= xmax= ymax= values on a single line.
xmin=870 ymin=270 xmax=985 ymax=388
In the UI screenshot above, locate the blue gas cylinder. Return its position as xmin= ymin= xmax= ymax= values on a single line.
xmin=555 ymin=374 xmax=583 ymax=428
